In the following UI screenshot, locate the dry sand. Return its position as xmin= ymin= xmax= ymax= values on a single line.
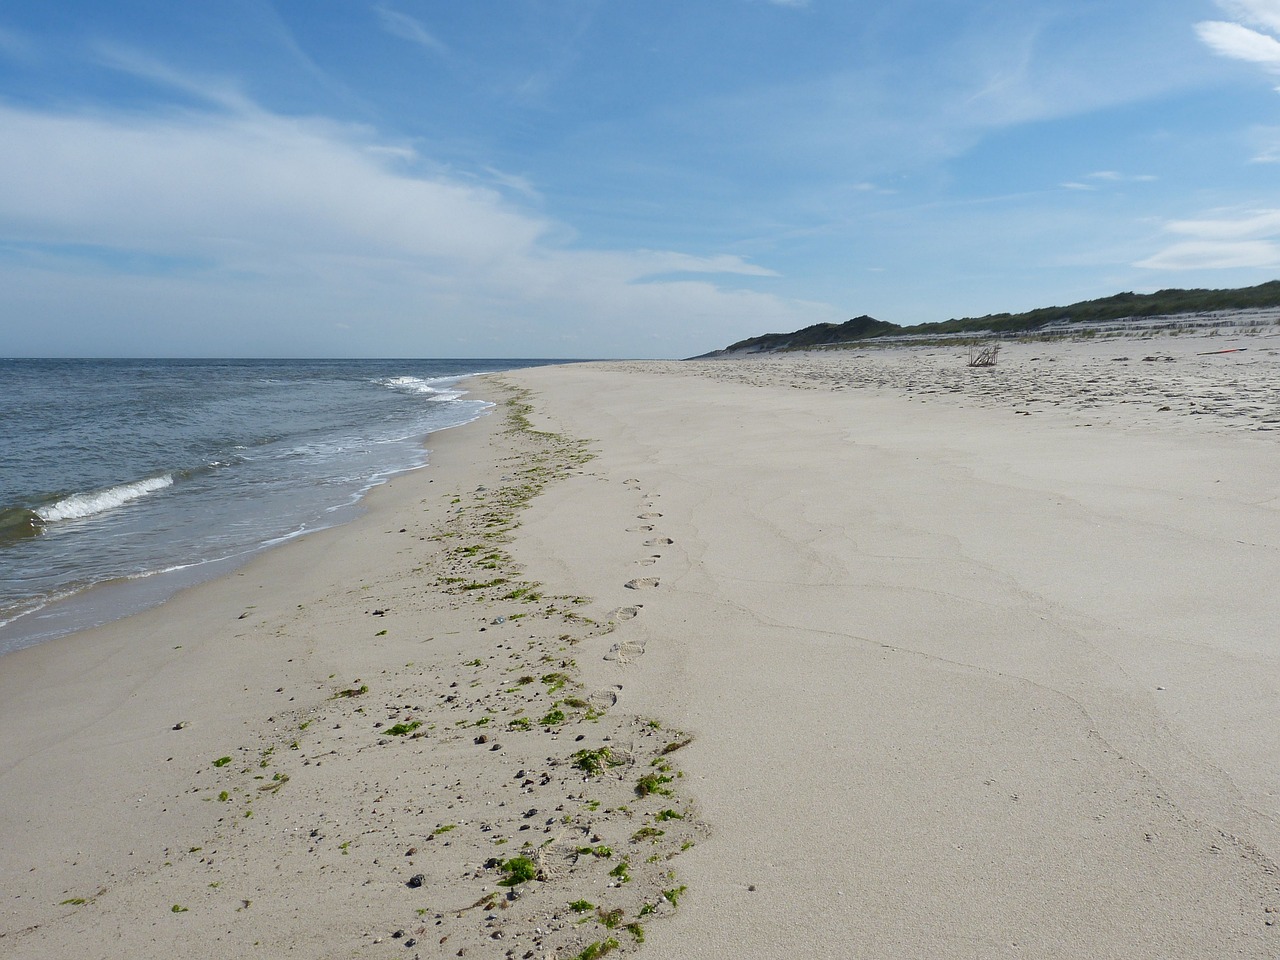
xmin=4 ymin=330 xmax=1280 ymax=958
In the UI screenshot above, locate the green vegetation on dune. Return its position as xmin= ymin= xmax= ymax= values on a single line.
xmin=722 ymin=314 xmax=899 ymax=353
xmin=708 ymin=280 xmax=1280 ymax=355
xmin=917 ymin=280 xmax=1280 ymax=336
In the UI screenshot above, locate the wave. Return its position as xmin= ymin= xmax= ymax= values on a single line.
xmin=0 ymin=506 xmax=43 ymax=543
xmin=36 ymin=475 xmax=174 ymax=524
xmin=377 ymin=374 xmax=489 ymax=401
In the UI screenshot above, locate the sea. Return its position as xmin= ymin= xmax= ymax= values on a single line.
xmin=0 ymin=358 xmax=569 ymax=656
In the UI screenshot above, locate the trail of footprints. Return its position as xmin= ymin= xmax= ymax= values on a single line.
xmin=181 ymin=394 xmax=705 ymax=960
xmin=610 ymin=477 xmax=676 ymax=662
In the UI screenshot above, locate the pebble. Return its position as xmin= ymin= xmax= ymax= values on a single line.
xmin=406 ymin=874 xmax=425 ymax=889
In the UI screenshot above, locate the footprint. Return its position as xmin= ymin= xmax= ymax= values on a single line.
xmin=626 ymin=524 xmax=655 ymax=533
xmin=588 ymin=685 xmax=622 ymax=710
xmin=644 ymin=537 xmax=674 ymax=546
xmin=637 ymin=557 xmax=658 ymax=566
xmin=625 ymin=577 xmax=660 ymax=590
xmin=609 ymin=605 xmax=641 ymax=622
xmin=638 ymin=512 xmax=663 ymax=519
xmin=604 ymin=640 xmax=647 ymax=662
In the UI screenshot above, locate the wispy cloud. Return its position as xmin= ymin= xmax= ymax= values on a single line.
xmin=1087 ymin=170 xmax=1158 ymax=182
xmin=0 ymin=69 xmax=826 ymax=356
xmin=1197 ymin=19 xmax=1280 ymax=70
xmin=1137 ymin=240 xmax=1280 ymax=269
xmin=1062 ymin=171 xmax=1158 ymax=191
xmin=1250 ymin=124 xmax=1280 ymax=160
xmin=1197 ymin=2 xmax=1280 ymax=76
xmin=1218 ymin=0 xmax=1280 ymax=34
xmin=374 ymin=5 xmax=449 ymax=57
xmin=93 ymin=43 xmax=257 ymax=112
xmin=1137 ymin=207 xmax=1280 ymax=269
xmin=1166 ymin=207 xmax=1280 ymax=239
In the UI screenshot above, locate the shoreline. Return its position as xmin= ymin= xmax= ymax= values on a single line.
xmin=0 ymin=388 xmax=500 ymax=658
xmin=0 ymin=381 xmax=701 ymax=959
xmin=5 ymin=332 xmax=1280 ymax=957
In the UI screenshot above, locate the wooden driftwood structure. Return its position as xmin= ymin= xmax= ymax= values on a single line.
xmin=967 ymin=342 xmax=1000 ymax=367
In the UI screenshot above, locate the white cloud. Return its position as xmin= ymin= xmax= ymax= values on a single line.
xmin=374 ymin=5 xmax=449 ymax=57
xmin=1138 ymin=207 xmax=1280 ymax=269
xmin=1086 ymin=171 xmax=1156 ymax=182
xmin=1137 ymin=240 xmax=1280 ymax=269
xmin=0 ymin=90 xmax=826 ymax=356
xmin=1196 ymin=19 xmax=1280 ymax=70
xmin=1165 ymin=208 xmax=1280 ymax=238
xmin=631 ymin=251 xmax=778 ymax=277
xmin=1248 ymin=124 xmax=1280 ymax=160
xmin=1217 ymin=0 xmax=1280 ymax=35
xmin=1061 ymin=170 xmax=1156 ymax=192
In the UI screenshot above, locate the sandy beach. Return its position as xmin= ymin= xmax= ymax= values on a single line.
xmin=4 ymin=330 xmax=1280 ymax=958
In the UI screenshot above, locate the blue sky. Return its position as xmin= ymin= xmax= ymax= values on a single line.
xmin=1 ymin=1 xmax=1278 ymax=358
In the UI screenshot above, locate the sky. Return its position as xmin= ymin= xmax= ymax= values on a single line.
xmin=0 ymin=1 xmax=1278 ymax=359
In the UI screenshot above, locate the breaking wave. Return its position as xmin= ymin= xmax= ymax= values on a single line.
xmin=36 ymin=475 xmax=174 ymax=524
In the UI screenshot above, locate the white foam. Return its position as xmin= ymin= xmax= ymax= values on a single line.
xmin=378 ymin=374 xmax=489 ymax=402
xmin=37 ymin=475 xmax=174 ymax=523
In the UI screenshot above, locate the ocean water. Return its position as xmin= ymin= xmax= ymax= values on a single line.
xmin=0 ymin=358 xmax=567 ymax=654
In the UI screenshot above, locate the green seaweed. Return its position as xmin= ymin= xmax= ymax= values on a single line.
xmin=574 ymin=940 xmax=619 ymax=960
xmin=498 ymin=856 xmax=537 ymax=886
xmin=383 ymin=720 xmax=422 ymax=736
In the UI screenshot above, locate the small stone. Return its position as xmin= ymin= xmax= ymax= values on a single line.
xmin=406 ymin=874 xmax=425 ymax=889
xmin=475 ymin=735 xmax=489 ymax=745
xmin=404 ymin=938 xmax=417 ymax=947
xmin=392 ymin=930 xmax=405 ymax=939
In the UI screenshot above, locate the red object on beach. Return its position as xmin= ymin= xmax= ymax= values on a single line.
xmin=1197 ymin=348 xmax=1248 ymax=355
